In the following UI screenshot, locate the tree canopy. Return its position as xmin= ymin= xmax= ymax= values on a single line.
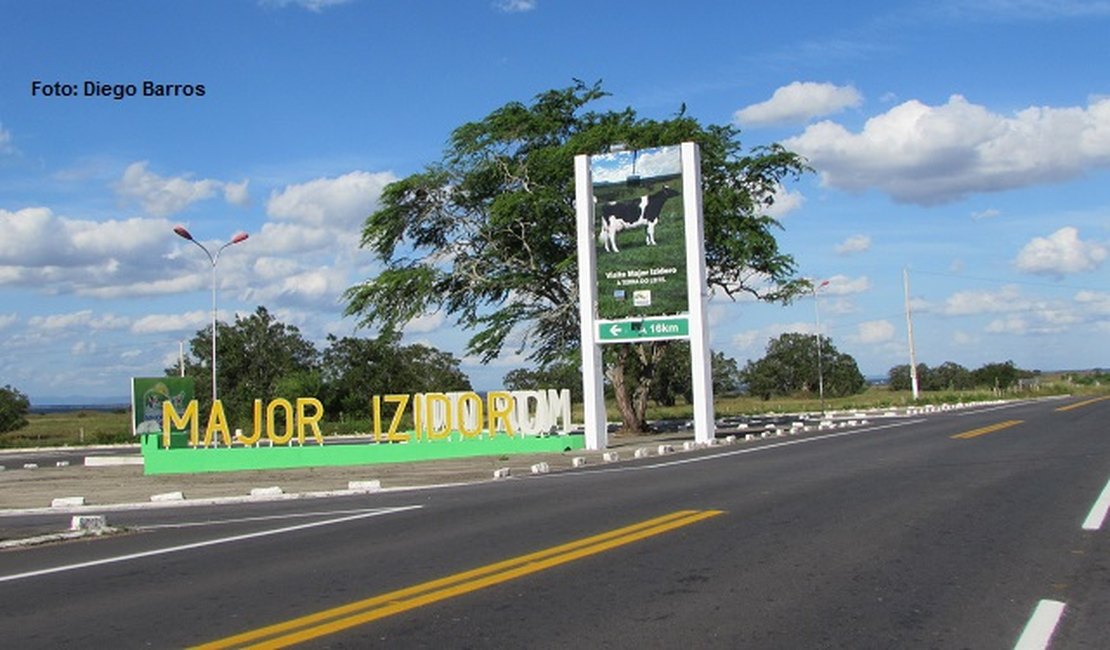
xmin=741 ymin=333 xmax=866 ymax=400
xmin=0 ymin=384 xmax=30 ymax=433
xmin=345 ymin=80 xmax=811 ymax=431
xmin=346 ymin=81 xmax=809 ymax=360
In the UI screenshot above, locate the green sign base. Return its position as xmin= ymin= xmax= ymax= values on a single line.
xmin=140 ymin=432 xmax=585 ymax=475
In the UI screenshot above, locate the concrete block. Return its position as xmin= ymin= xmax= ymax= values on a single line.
xmin=572 ymin=457 xmax=587 ymax=468
xmin=52 ymin=496 xmax=85 ymax=508
xmin=249 ymin=486 xmax=284 ymax=497
xmin=745 ymin=434 xmax=756 ymax=441
xmin=725 ymin=435 xmax=737 ymax=444
xmin=530 ymin=462 xmax=550 ymax=475
xmin=150 ymin=491 xmax=185 ymax=502
xmin=658 ymin=444 xmax=675 ymax=455
xmin=23 ymin=463 xmax=39 ymax=469
xmin=602 ymin=451 xmax=620 ymax=463
xmin=635 ymin=447 xmax=651 ymax=458
xmin=71 ymin=515 xmax=107 ymax=532
xmin=55 ymin=460 xmax=70 ymax=467
xmin=682 ymin=441 xmax=697 ymax=451
xmin=348 ymin=480 xmax=382 ymax=492
xmin=493 ymin=467 xmax=511 ymax=479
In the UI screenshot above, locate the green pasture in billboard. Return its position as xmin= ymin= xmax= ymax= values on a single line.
xmin=592 ymin=145 xmax=688 ymax=320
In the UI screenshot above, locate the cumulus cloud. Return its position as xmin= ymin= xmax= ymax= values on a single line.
xmin=266 ymin=170 xmax=396 ymax=229
xmin=853 ymin=320 xmax=895 ymax=344
xmin=0 ymin=207 xmax=170 ymax=270
xmin=763 ymin=184 xmax=806 ymax=218
xmin=245 ymin=267 xmax=347 ymax=309
xmin=835 ymin=234 xmax=871 ymax=256
xmin=1014 ymin=226 xmax=1107 ymax=276
xmin=0 ymin=313 xmax=17 ymax=330
xmin=28 ymin=310 xmax=129 ymax=332
xmin=131 ymin=310 xmax=211 ymax=334
xmin=822 ymin=274 xmax=871 ymax=296
xmin=116 ymin=162 xmax=247 ymax=217
xmin=784 ymin=95 xmax=1110 ymax=205
xmin=735 ymin=82 xmax=862 ymax=126
xmin=733 ymin=322 xmax=819 ymax=352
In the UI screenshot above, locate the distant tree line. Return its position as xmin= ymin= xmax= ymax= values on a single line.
xmin=171 ymin=306 xmax=471 ymax=423
xmin=887 ymin=360 xmax=1035 ymax=392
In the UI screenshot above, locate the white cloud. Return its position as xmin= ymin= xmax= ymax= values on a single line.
xmin=835 ymin=234 xmax=871 ymax=256
xmin=245 ymin=267 xmax=347 ymax=309
xmin=0 ymin=313 xmax=17 ymax=330
xmin=266 ymin=170 xmax=396 ymax=229
xmin=253 ymin=222 xmax=336 ymax=255
xmin=733 ymin=322 xmax=818 ymax=353
xmin=116 ymin=162 xmax=249 ymax=218
xmin=942 ymin=284 xmax=1028 ymax=315
xmin=28 ymin=310 xmax=129 ymax=332
xmin=784 ymin=95 xmax=1110 ymax=205
xmin=258 ymin=0 xmax=352 ymax=11
xmin=971 ymin=208 xmax=1001 ymax=220
xmin=1075 ymin=290 xmax=1110 ymax=314
xmin=131 ymin=310 xmax=210 ymax=334
xmin=0 ymin=207 xmax=182 ymax=295
xmin=1014 ymin=226 xmax=1107 ymax=276
xmin=223 ymin=179 xmax=251 ymax=206
xmin=494 ymin=0 xmax=536 ymax=12
xmin=853 ymin=319 xmax=895 ymax=344
xmin=822 ymin=274 xmax=871 ymax=296
xmin=735 ymin=82 xmax=862 ymax=126
xmin=404 ymin=311 xmax=446 ymax=334
xmin=0 ymin=122 xmax=13 ymax=154
xmin=763 ymin=184 xmax=806 ymax=218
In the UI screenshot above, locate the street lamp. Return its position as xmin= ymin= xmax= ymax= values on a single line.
xmin=173 ymin=226 xmax=249 ymax=406
xmin=813 ymin=279 xmax=830 ymax=414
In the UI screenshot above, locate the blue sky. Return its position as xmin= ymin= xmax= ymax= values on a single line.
xmin=2 ymin=0 xmax=1108 ymax=403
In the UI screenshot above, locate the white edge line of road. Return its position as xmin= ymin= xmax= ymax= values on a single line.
xmin=1081 ymin=475 xmax=1110 ymax=531
xmin=0 ymin=505 xmax=422 ymax=584
xmin=1013 ymin=599 xmax=1066 ymax=650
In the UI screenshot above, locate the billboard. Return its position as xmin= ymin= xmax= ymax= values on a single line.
xmin=131 ymin=376 xmax=195 ymax=436
xmin=591 ymin=145 xmax=687 ymax=322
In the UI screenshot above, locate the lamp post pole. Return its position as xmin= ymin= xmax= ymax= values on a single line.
xmin=173 ymin=226 xmax=248 ymax=405
xmin=813 ymin=279 xmax=830 ymax=414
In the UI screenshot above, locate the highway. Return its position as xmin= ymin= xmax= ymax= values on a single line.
xmin=0 ymin=397 xmax=1106 ymax=648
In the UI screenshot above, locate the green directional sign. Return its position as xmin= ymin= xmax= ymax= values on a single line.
xmin=597 ymin=316 xmax=690 ymax=342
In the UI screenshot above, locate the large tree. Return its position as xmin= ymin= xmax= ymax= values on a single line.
xmin=345 ymin=81 xmax=810 ymax=432
xmin=0 ymin=384 xmax=30 ymax=433
xmin=742 ymin=333 xmax=866 ymax=400
xmin=172 ymin=306 xmax=319 ymax=422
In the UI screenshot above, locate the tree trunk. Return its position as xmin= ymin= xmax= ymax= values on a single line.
xmin=606 ymin=342 xmax=665 ymax=434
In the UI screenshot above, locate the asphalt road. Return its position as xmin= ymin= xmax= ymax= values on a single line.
xmin=0 ymin=397 xmax=1106 ymax=648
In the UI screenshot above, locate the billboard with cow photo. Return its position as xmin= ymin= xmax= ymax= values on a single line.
xmin=591 ymin=145 xmax=687 ymax=319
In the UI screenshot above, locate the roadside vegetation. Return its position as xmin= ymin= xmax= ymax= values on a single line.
xmin=4 ymin=372 xmax=1105 ymax=449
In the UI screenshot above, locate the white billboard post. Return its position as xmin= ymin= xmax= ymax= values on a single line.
xmin=575 ymin=154 xmax=608 ymax=450
xmin=575 ymin=143 xmax=715 ymax=449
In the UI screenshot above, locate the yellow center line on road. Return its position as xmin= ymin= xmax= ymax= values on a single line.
xmin=950 ymin=419 xmax=1024 ymax=440
xmin=192 ymin=509 xmax=725 ymax=650
xmin=1055 ymin=395 xmax=1110 ymax=412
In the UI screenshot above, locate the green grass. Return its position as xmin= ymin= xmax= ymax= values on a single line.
xmin=1 ymin=409 xmax=133 ymax=448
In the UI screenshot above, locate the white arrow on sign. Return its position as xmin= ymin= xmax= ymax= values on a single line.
xmin=609 ymin=324 xmax=622 ymax=336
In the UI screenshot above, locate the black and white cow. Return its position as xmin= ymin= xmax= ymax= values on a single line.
xmin=597 ymin=186 xmax=680 ymax=253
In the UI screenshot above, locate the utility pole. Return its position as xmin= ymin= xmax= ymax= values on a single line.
xmin=903 ymin=268 xmax=920 ymax=400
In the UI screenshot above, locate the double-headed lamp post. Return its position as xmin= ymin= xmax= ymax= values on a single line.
xmin=173 ymin=226 xmax=249 ymax=405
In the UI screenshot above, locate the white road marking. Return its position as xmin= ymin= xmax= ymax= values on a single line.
xmin=133 ymin=506 xmax=407 ymax=531
xmin=0 ymin=505 xmax=421 ymax=584
xmin=1013 ymin=599 xmax=1066 ymax=650
xmin=1081 ymin=475 xmax=1110 ymax=531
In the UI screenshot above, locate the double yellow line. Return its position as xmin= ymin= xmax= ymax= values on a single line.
xmin=194 ymin=509 xmax=723 ymax=649
xmin=1055 ymin=395 xmax=1110 ymax=412
xmin=950 ymin=419 xmax=1024 ymax=439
